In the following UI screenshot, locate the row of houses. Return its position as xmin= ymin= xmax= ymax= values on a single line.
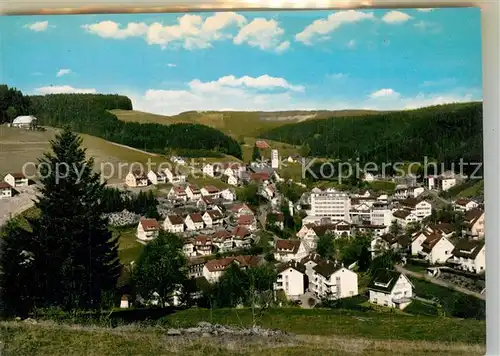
xmin=125 ymin=169 xmax=186 ymax=188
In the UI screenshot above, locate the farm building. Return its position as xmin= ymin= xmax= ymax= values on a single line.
xmin=11 ymin=115 xmax=38 ymax=130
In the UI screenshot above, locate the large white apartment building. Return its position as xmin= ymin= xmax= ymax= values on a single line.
xmin=310 ymin=188 xmax=351 ymax=222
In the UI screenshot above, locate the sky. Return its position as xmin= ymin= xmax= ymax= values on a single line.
xmin=0 ymin=8 xmax=482 ymax=115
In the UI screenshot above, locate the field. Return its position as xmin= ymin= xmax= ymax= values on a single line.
xmin=0 ymin=319 xmax=485 ymax=356
xmin=241 ymin=137 xmax=301 ymax=163
xmin=111 ymin=226 xmax=144 ymax=265
xmin=110 ymin=109 xmax=381 ymax=140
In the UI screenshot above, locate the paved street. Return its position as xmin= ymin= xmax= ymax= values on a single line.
xmin=395 ymin=264 xmax=485 ymax=300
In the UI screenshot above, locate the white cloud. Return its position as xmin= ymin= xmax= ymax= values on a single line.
xmin=188 ymin=74 xmax=305 ymax=93
xmin=35 ymin=86 xmax=97 ymax=94
xmin=416 ymin=8 xmax=433 ymax=12
xmin=83 ymin=12 xmax=248 ymax=50
xmin=382 ymin=11 xmax=413 ymax=24
xmin=25 ymin=21 xmax=50 ymax=32
xmin=295 ymin=10 xmax=374 ymax=45
xmin=347 ymin=39 xmax=356 ymax=49
xmin=56 ymin=69 xmax=72 ymax=77
xmin=167 ymin=63 xmax=177 ymax=67
xmin=233 ymin=18 xmax=288 ymax=52
xmin=369 ymin=88 xmax=400 ymax=99
xmin=82 ymin=21 xmax=148 ymax=39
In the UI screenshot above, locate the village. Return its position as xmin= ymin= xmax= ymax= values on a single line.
xmin=0 ymin=135 xmax=486 ymax=311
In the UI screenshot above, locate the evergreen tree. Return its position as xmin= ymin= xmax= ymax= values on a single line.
xmin=20 ymin=128 xmax=120 ymax=311
xmin=252 ymin=144 xmax=261 ymax=162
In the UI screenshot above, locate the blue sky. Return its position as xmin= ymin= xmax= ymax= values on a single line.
xmin=1 ymin=8 xmax=482 ymax=115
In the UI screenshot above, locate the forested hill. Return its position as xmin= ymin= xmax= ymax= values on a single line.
xmin=28 ymin=93 xmax=242 ymax=158
xmin=261 ymin=102 xmax=483 ymax=165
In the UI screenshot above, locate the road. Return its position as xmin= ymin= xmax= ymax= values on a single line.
xmin=395 ymin=264 xmax=485 ymax=300
xmin=423 ymin=187 xmax=451 ymax=206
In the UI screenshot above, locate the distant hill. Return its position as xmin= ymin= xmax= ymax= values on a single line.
xmin=260 ymin=102 xmax=483 ymax=173
xmin=110 ymin=109 xmax=382 ymax=139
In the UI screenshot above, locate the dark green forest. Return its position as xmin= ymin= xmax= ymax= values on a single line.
xmin=28 ymin=93 xmax=242 ymax=158
xmin=261 ymin=102 xmax=483 ymax=170
xmin=0 ymin=85 xmax=31 ymax=124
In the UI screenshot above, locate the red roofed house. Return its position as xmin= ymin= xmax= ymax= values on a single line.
xmin=453 ymin=198 xmax=479 ymax=213
xmin=255 ymin=140 xmax=270 ymax=149
xmin=274 ymin=239 xmax=309 ymax=263
xmin=203 ymin=255 xmax=263 ymax=283
xmin=212 ymin=229 xmax=233 ymax=252
xmin=184 ymin=213 xmax=204 ymax=231
xmin=237 ymin=214 xmax=257 ymax=231
xmin=202 ymin=210 xmax=224 ymax=228
xmin=186 ymin=184 xmax=202 ymax=200
xmin=195 ymin=235 xmax=213 ymax=256
xmin=250 ymin=172 xmax=270 ymax=182
xmin=167 ymin=186 xmax=187 ymax=202
xmin=163 ymin=215 xmax=185 ymax=233
xmin=416 ymin=232 xmax=454 ymax=264
xmin=231 ymin=203 xmax=254 ymax=217
xmin=4 ymin=173 xmax=29 ymax=187
xmin=201 ymin=185 xmax=221 ymax=199
xmin=137 ymin=218 xmax=160 ymax=241
xmin=0 ymin=182 xmax=13 ymax=199
xmin=125 ymin=170 xmax=149 ymax=188
xmin=232 ymin=226 xmax=253 ymax=248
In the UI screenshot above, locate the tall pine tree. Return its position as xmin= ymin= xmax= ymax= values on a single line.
xmin=1 ymin=128 xmax=121 ymax=313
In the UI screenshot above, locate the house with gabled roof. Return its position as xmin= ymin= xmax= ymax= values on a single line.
xmin=418 ymin=233 xmax=454 ymax=264
xmin=202 ymin=164 xmax=215 ymax=177
xmin=400 ymin=197 xmax=432 ymax=220
xmin=463 ymin=208 xmax=485 ymax=239
xmin=186 ymin=184 xmax=202 ymax=200
xmin=203 ymin=255 xmax=263 ymax=283
xmin=164 ymin=168 xmax=186 ymax=184
xmin=275 ymin=261 xmax=307 ymax=300
xmin=221 ymin=174 xmax=238 ymax=187
xmin=274 ymin=239 xmax=308 ymax=263
xmin=453 ymin=198 xmax=479 ymax=212
xmin=194 ymin=235 xmax=213 ymax=256
xmin=125 ymin=170 xmax=149 ymax=188
xmin=237 ymin=214 xmax=257 ymax=231
xmin=147 ymin=170 xmax=167 ymax=185
xmin=167 ymin=186 xmax=187 ymax=202
xmin=0 ymin=182 xmax=13 ymax=199
xmin=202 ymin=210 xmax=224 ymax=228
xmin=231 ymin=203 xmax=253 ymax=217
xmin=184 ymin=213 xmax=204 ymax=231
xmin=312 ymin=260 xmax=358 ymax=300
xmin=197 ymin=196 xmax=214 ymax=210
xmin=4 ymin=172 xmax=29 ymax=187
xmin=201 ymin=185 xmax=221 ymax=198
xmin=211 ymin=229 xmax=233 ymax=252
xmin=231 ymin=226 xmax=253 ymax=248
xmin=220 ymin=188 xmax=235 ymax=201
xmin=450 ymin=239 xmax=485 ymax=274
xmin=426 ymin=223 xmax=455 ymax=239
xmin=299 ymin=253 xmax=322 ymax=291
xmin=392 ymin=210 xmax=418 ymax=227
xmin=182 ymin=238 xmax=196 ymax=258
xmin=163 ymin=215 xmax=185 ymax=233
xmin=137 ymin=218 xmax=160 ymax=241
xmin=368 ymin=269 xmax=414 ymax=309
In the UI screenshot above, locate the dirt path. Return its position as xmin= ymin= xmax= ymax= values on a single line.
xmin=108 ymin=142 xmax=159 ymax=157
xmin=395 ymin=265 xmax=485 ymax=300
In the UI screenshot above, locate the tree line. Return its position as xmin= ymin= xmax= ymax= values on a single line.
xmin=0 ymin=85 xmax=31 ymax=124
xmin=102 ymin=188 xmax=160 ymax=219
xmin=261 ymin=102 xmax=483 ymax=176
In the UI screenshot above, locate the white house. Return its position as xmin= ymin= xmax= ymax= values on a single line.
xmin=453 ymin=198 xmax=479 ymax=212
xmin=4 ymin=173 xmax=29 ymax=187
xmin=451 ymin=239 xmax=486 ymax=274
xmin=237 ymin=214 xmax=257 ymax=231
xmin=167 ymin=186 xmax=188 ymax=201
xmin=147 ymin=170 xmax=167 ymax=185
xmin=211 ymin=229 xmax=233 ymax=252
xmin=392 ymin=210 xmax=418 ymax=228
xmin=411 ymin=230 xmax=435 ymax=256
xmin=164 ymin=215 xmax=185 ymax=233
xmin=12 ymin=115 xmax=38 ymax=129
xmin=125 ymin=171 xmax=149 ymax=188
xmin=394 ymin=185 xmax=424 ymax=199
xmin=274 ymin=239 xmax=309 ymax=263
xmin=183 ymin=239 xmax=197 ymax=257
xmin=137 ymin=218 xmax=160 ymax=241
xmin=203 ymin=255 xmax=262 ymax=283
xmin=202 ymin=164 xmax=215 ymax=177
xmin=418 ymin=234 xmax=454 ymax=265
xmin=0 ymin=182 xmax=13 ymax=199
xmin=164 ymin=168 xmax=186 ymax=184
xmin=299 ymin=253 xmax=323 ymax=291
xmin=184 ymin=213 xmax=205 ymax=231
xmin=221 ymin=175 xmax=238 ymax=187
xmin=202 ymin=210 xmax=224 ymax=228
xmin=463 ymin=208 xmax=485 ymax=239
xmin=400 ymin=198 xmax=432 ymax=220
xmin=231 ymin=203 xmax=254 ymax=217
xmin=186 ymin=184 xmax=202 ymax=200
xmin=312 ymin=260 xmax=359 ymax=300
xmin=368 ymin=269 xmax=414 ymax=310
xmin=220 ymin=188 xmax=235 ymax=201
xmin=231 ymin=226 xmax=253 ymax=248
xmin=194 ymin=235 xmax=213 ymax=256
xmin=201 ymin=185 xmax=221 ymax=198
xmin=275 ymin=261 xmax=306 ymax=300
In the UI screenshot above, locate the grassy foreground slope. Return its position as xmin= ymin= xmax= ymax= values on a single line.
xmin=0 ymin=308 xmax=485 ymax=355
xmin=111 ymin=109 xmax=381 ymax=139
